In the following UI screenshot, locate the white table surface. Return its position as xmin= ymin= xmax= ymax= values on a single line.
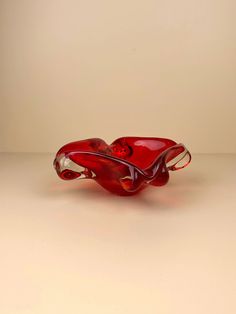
xmin=0 ymin=153 xmax=236 ymax=314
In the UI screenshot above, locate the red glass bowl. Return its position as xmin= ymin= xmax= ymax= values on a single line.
xmin=53 ymin=137 xmax=191 ymax=196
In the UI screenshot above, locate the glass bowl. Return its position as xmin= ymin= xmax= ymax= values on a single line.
xmin=53 ymin=137 xmax=191 ymax=196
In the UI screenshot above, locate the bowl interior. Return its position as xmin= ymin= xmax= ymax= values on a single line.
xmin=110 ymin=137 xmax=177 ymax=170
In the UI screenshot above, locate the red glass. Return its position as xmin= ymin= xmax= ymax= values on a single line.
xmin=53 ymin=137 xmax=191 ymax=196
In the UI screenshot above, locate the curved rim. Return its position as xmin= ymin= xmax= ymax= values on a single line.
xmin=66 ymin=143 xmax=191 ymax=180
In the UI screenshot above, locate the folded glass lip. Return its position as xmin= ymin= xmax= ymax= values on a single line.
xmin=53 ymin=137 xmax=191 ymax=195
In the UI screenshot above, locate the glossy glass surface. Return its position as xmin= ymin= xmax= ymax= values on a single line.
xmin=54 ymin=137 xmax=191 ymax=195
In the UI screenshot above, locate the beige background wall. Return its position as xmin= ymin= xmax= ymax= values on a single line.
xmin=0 ymin=0 xmax=235 ymax=153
